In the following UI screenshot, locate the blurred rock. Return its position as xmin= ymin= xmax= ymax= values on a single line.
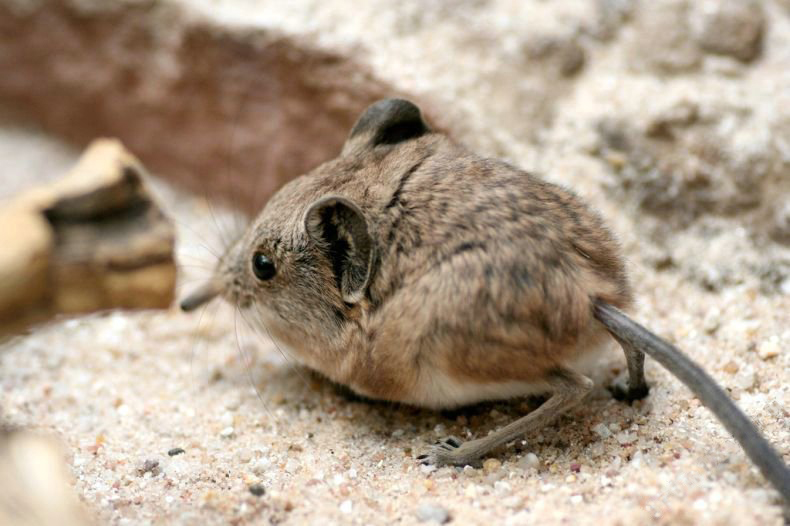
xmin=690 ymin=0 xmax=765 ymax=62
xmin=595 ymin=93 xmax=789 ymax=292
xmin=628 ymin=0 xmax=766 ymax=73
xmin=0 ymin=139 xmax=175 ymax=337
xmin=589 ymin=0 xmax=635 ymax=41
xmin=596 ymin=101 xmax=773 ymax=223
xmin=523 ymin=34 xmax=586 ymax=78
xmin=628 ymin=1 xmax=701 ymax=73
xmin=0 ymin=428 xmax=92 ymax=526
xmin=415 ymin=501 xmax=450 ymax=524
xmin=770 ymin=200 xmax=790 ymax=245
xmin=0 ymin=0 xmax=407 ymax=215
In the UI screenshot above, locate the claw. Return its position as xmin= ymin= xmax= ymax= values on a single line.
xmin=416 ymin=436 xmax=469 ymax=467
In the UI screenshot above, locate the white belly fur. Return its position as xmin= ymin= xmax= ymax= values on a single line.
xmin=268 ymin=325 xmax=618 ymax=410
xmin=406 ymin=338 xmax=617 ymax=410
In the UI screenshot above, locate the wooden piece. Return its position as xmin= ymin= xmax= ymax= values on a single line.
xmin=0 ymin=139 xmax=176 ymax=337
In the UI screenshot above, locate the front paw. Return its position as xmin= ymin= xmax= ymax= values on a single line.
xmin=416 ymin=436 xmax=478 ymax=467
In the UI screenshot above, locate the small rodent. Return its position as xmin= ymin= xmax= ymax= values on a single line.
xmin=182 ymin=99 xmax=789 ymax=503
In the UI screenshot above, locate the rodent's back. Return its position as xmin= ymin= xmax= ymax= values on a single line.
xmin=338 ymin=137 xmax=634 ymax=404
xmin=369 ymin=137 xmax=632 ymax=313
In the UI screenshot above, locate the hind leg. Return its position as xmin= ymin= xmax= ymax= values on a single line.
xmin=417 ymin=368 xmax=593 ymax=467
xmin=610 ymin=336 xmax=650 ymax=402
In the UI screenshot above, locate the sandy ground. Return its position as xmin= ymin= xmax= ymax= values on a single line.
xmin=0 ymin=118 xmax=787 ymax=526
xmin=2 ymin=1 xmax=790 ymax=525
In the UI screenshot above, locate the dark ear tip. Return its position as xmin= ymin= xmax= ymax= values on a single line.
xmin=371 ymin=98 xmax=422 ymax=117
xmin=349 ymin=98 xmax=428 ymax=142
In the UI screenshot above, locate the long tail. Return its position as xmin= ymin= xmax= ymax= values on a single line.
xmin=593 ymin=300 xmax=790 ymax=504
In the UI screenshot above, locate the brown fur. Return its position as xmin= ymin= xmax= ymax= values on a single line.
xmin=200 ymin=99 xmax=631 ymax=406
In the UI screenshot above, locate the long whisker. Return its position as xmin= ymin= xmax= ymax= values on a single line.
xmin=244 ymin=302 xmax=314 ymax=394
xmin=170 ymin=215 xmax=225 ymax=261
xmin=233 ymin=304 xmax=278 ymax=425
xmin=174 ymin=263 xmax=216 ymax=271
xmin=205 ymin=194 xmax=237 ymax=254
xmin=187 ymin=299 xmax=220 ymax=404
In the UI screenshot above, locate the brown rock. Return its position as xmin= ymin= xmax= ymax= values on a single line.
xmin=596 ymin=107 xmax=768 ymax=223
xmin=0 ymin=0 xmax=409 ymax=215
xmin=0 ymin=139 xmax=175 ymax=337
xmin=523 ymin=34 xmax=586 ymax=77
xmin=690 ymin=0 xmax=765 ymax=62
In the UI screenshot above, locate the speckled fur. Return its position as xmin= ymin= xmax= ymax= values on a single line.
xmin=211 ymin=99 xmax=632 ymax=409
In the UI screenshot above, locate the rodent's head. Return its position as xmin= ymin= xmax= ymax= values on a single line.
xmin=180 ymin=99 xmax=431 ymax=355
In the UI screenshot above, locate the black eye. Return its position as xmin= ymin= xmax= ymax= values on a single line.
xmin=251 ymin=252 xmax=276 ymax=281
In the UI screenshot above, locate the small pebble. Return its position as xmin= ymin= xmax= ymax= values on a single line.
xmin=482 ymin=458 xmax=501 ymax=473
xmin=224 ymin=394 xmax=241 ymax=410
xmin=703 ymin=308 xmax=721 ymax=334
xmin=415 ymin=501 xmax=450 ymax=523
xmin=220 ymin=427 xmax=235 ymax=438
xmin=248 ymin=483 xmax=265 ymax=497
xmin=592 ymin=423 xmax=611 ymax=439
xmin=137 ymin=459 xmax=160 ymax=476
xmin=250 ymin=457 xmax=272 ymax=475
xmin=493 ymin=480 xmax=512 ymax=495
xmin=722 ymin=361 xmax=739 ymax=374
xmin=757 ymin=339 xmax=780 ymax=360
xmin=735 ymin=370 xmax=756 ymax=390
xmin=588 ymin=442 xmax=605 ymax=458
xmin=420 ymin=463 xmax=437 ymax=475
xmin=339 ymin=500 xmax=353 ymax=514
xmin=167 ymin=448 xmax=185 ymax=457
xmin=220 ymin=412 xmax=234 ymax=428
xmin=570 ymin=463 xmax=581 ymax=473
xmin=519 ymin=452 xmax=540 ymax=470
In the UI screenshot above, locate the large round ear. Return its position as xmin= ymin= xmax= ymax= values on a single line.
xmin=343 ymin=99 xmax=430 ymax=154
xmin=304 ymin=196 xmax=375 ymax=304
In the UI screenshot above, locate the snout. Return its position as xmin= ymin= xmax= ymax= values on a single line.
xmin=180 ymin=280 xmax=222 ymax=312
